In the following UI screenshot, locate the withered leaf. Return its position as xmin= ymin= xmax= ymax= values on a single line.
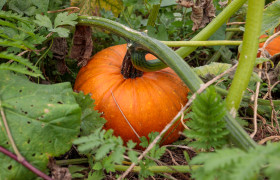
xmin=70 ymin=25 xmax=93 ymax=67
xmin=48 ymin=158 xmax=72 ymax=180
xmin=177 ymin=0 xmax=216 ymax=31
xmin=51 ymin=37 xmax=69 ymax=75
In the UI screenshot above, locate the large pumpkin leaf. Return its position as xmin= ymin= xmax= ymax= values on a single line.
xmin=71 ymin=0 xmax=123 ymax=16
xmin=0 ymin=70 xmax=81 ymax=179
xmin=261 ymin=0 xmax=280 ymax=34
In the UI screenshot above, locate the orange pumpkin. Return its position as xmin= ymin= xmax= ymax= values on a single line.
xmin=74 ymin=44 xmax=189 ymax=145
xmin=258 ymin=34 xmax=280 ymax=56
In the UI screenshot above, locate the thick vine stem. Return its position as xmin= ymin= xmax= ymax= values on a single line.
xmin=226 ymin=0 xmax=265 ymax=116
xmin=78 ymin=16 xmax=204 ymax=93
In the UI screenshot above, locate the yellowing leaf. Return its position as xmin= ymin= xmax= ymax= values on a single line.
xmin=71 ymin=0 xmax=123 ymax=16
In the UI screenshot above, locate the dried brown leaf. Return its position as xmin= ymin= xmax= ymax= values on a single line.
xmin=48 ymin=158 xmax=72 ymax=180
xmin=177 ymin=0 xmax=216 ymax=31
xmin=51 ymin=38 xmax=69 ymax=75
xmin=70 ymin=25 xmax=93 ymax=67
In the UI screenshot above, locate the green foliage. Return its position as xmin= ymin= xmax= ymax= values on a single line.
xmin=184 ymin=86 xmax=229 ymax=150
xmin=0 ymin=70 xmax=81 ymax=179
xmin=193 ymin=62 xmax=232 ymax=78
xmin=261 ymin=0 xmax=280 ymax=34
xmin=74 ymin=130 xmax=166 ymax=179
xmin=73 ymin=92 xmax=106 ymax=136
xmin=73 ymin=128 xmax=126 ymax=177
xmin=34 ymin=12 xmax=78 ymax=37
xmin=0 ymin=52 xmax=43 ymax=78
xmin=139 ymin=132 xmax=166 ymax=179
xmin=5 ymin=0 xmax=50 ymax=15
xmin=190 ymin=142 xmax=280 ymax=180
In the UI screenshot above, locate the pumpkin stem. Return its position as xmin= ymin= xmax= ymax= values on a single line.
xmin=121 ymin=45 xmax=143 ymax=79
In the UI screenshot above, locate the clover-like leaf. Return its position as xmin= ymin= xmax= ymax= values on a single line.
xmin=34 ymin=14 xmax=52 ymax=29
xmin=0 ymin=70 xmax=81 ymax=179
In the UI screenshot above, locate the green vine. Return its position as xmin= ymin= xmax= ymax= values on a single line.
xmin=226 ymin=0 xmax=265 ymax=115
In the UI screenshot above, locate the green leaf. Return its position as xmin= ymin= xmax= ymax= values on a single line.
xmin=161 ymin=0 xmax=177 ymax=7
xmin=185 ymin=86 xmax=228 ymax=150
xmin=87 ymin=170 xmax=104 ymax=180
xmin=95 ymin=143 xmax=115 ymax=160
xmin=127 ymin=140 xmax=137 ymax=149
xmin=209 ymin=24 xmax=226 ymax=50
xmin=128 ymin=150 xmax=138 ymax=163
xmin=54 ymin=12 xmax=78 ymax=28
xmin=193 ymin=62 xmax=232 ymax=78
xmin=261 ymin=1 xmax=280 ymax=34
xmin=0 ymin=63 xmax=42 ymax=78
xmin=34 ymin=14 xmax=53 ymax=29
xmin=255 ymin=57 xmax=273 ymax=66
xmin=0 ymin=52 xmax=43 ymax=78
xmin=74 ymin=92 xmax=106 ymax=136
xmin=51 ymin=27 xmax=70 ymax=37
xmin=31 ymin=0 xmax=49 ymax=13
xmin=93 ymin=162 xmax=103 ymax=170
xmin=0 ymin=0 xmax=6 ymax=9
xmin=0 ymin=70 xmax=81 ymax=179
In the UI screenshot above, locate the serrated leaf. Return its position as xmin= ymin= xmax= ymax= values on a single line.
xmin=185 ymin=86 xmax=228 ymax=150
xmin=110 ymin=146 xmax=125 ymax=164
xmin=31 ymin=0 xmax=49 ymax=13
xmin=51 ymin=27 xmax=70 ymax=37
xmin=74 ymin=92 xmax=106 ymax=136
xmin=261 ymin=1 xmax=280 ymax=34
xmin=95 ymin=143 xmax=115 ymax=160
xmin=128 ymin=150 xmax=138 ymax=163
xmin=0 ymin=52 xmax=43 ymax=78
xmin=71 ymin=0 xmax=123 ymax=16
xmin=34 ymin=14 xmax=52 ymax=29
xmin=0 ymin=63 xmax=42 ymax=78
xmin=255 ymin=57 xmax=273 ymax=66
xmin=93 ymin=162 xmax=103 ymax=170
xmin=0 ymin=70 xmax=81 ymax=179
xmin=54 ymin=12 xmax=78 ymax=28
xmin=127 ymin=140 xmax=137 ymax=149
xmin=87 ymin=170 xmax=104 ymax=180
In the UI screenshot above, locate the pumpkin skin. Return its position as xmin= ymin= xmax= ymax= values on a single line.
xmin=74 ymin=44 xmax=189 ymax=145
xmin=258 ymin=34 xmax=280 ymax=56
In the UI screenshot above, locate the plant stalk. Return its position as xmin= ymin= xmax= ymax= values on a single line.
xmin=162 ymin=40 xmax=242 ymax=47
xmin=226 ymin=0 xmax=265 ymax=116
xmin=55 ymin=158 xmax=199 ymax=173
xmin=226 ymin=28 xmax=243 ymax=32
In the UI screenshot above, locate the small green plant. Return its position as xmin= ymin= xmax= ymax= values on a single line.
xmin=185 ymin=86 xmax=229 ymax=150
xmin=190 ymin=142 xmax=280 ymax=180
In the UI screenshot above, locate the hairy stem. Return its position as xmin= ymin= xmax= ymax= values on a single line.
xmin=226 ymin=0 xmax=265 ymax=116
xmin=162 ymin=40 xmax=242 ymax=47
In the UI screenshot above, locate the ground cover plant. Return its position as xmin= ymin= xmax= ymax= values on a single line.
xmin=0 ymin=0 xmax=280 ymax=179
